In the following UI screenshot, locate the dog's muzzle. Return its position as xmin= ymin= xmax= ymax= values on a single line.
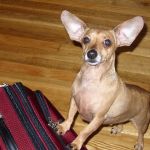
xmin=84 ymin=49 xmax=102 ymax=66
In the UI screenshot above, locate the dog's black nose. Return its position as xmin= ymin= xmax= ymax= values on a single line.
xmin=87 ymin=49 xmax=97 ymax=59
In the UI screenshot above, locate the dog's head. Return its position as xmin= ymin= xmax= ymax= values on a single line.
xmin=61 ymin=10 xmax=144 ymax=66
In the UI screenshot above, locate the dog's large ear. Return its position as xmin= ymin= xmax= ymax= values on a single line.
xmin=61 ymin=10 xmax=87 ymax=42
xmin=114 ymin=16 xmax=144 ymax=47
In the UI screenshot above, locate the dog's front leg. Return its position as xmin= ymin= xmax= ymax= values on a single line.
xmin=57 ymin=97 xmax=77 ymax=135
xmin=69 ymin=115 xmax=104 ymax=150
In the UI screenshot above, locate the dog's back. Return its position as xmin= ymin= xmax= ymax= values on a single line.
xmin=126 ymin=83 xmax=150 ymax=106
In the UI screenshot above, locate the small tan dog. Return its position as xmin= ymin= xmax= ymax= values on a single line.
xmin=57 ymin=10 xmax=150 ymax=150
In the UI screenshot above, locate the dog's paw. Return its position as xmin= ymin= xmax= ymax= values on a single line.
xmin=66 ymin=143 xmax=78 ymax=150
xmin=56 ymin=123 xmax=66 ymax=135
xmin=110 ymin=125 xmax=123 ymax=135
xmin=134 ymin=143 xmax=143 ymax=150
xmin=56 ymin=121 xmax=71 ymax=135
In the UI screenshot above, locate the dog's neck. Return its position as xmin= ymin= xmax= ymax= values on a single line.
xmin=80 ymin=54 xmax=118 ymax=82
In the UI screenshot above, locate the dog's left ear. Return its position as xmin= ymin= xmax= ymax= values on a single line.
xmin=114 ymin=16 xmax=144 ymax=47
xmin=61 ymin=10 xmax=87 ymax=42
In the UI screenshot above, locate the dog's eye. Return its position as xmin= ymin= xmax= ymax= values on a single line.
xmin=103 ymin=39 xmax=112 ymax=47
xmin=83 ymin=36 xmax=90 ymax=44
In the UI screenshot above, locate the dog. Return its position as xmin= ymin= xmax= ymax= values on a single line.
xmin=56 ymin=10 xmax=150 ymax=150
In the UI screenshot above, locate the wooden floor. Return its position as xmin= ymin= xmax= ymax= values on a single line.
xmin=0 ymin=0 xmax=150 ymax=149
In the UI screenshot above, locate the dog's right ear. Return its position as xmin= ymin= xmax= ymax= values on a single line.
xmin=61 ymin=10 xmax=87 ymax=42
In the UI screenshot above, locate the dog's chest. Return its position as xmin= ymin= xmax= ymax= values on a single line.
xmin=72 ymin=70 xmax=128 ymax=123
xmin=73 ymin=78 xmax=104 ymax=122
xmin=74 ymin=89 xmax=100 ymax=121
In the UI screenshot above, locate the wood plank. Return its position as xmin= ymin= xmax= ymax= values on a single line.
xmin=1 ymin=0 xmax=150 ymax=19
xmin=0 ymin=17 xmax=67 ymax=42
xmin=21 ymin=0 xmax=150 ymax=17
xmin=0 ymin=2 xmax=150 ymax=33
